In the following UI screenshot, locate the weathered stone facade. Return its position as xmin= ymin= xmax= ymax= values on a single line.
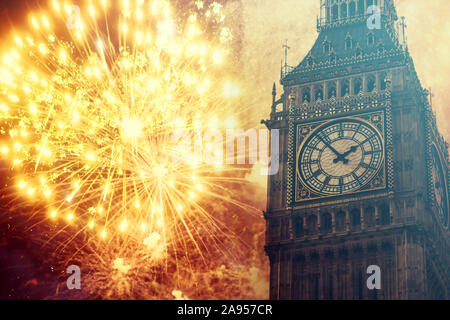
xmin=263 ymin=0 xmax=449 ymax=300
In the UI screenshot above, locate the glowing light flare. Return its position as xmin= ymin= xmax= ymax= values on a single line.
xmin=0 ymin=0 xmax=252 ymax=281
xmin=52 ymin=0 xmax=61 ymax=13
xmin=66 ymin=212 xmax=75 ymax=222
xmin=119 ymin=220 xmax=128 ymax=232
xmin=223 ymin=81 xmax=240 ymax=98
xmin=49 ymin=210 xmax=58 ymax=219
xmin=0 ymin=146 xmax=10 ymax=155
xmin=157 ymin=18 xmax=177 ymax=41
xmin=121 ymin=118 xmax=144 ymax=141
xmin=113 ymin=258 xmax=131 ymax=274
xmin=225 ymin=116 xmax=237 ymax=128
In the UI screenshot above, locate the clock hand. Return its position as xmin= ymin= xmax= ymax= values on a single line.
xmin=319 ymin=137 xmax=343 ymax=158
xmin=333 ymin=145 xmax=358 ymax=164
xmin=342 ymin=145 xmax=358 ymax=158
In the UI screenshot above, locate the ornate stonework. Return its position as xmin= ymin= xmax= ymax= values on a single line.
xmin=263 ymin=0 xmax=449 ymax=300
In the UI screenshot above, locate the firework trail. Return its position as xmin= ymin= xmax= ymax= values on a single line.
xmin=0 ymin=0 xmax=268 ymax=299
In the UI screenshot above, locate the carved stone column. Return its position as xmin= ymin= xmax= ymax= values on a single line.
xmin=349 ymin=77 xmax=354 ymax=96
xmin=375 ymin=72 xmax=380 ymax=91
xmin=374 ymin=205 xmax=380 ymax=225
xmin=337 ymin=80 xmax=341 ymax=98
xmin=317 ymin=209 xmax=321 ymax=232
xmin=360 ymin=203 xmax=366 ymax=230
xmin=346 ymin=209 xmax=351 ymax=232
xmin=332 ymin=210 xmax=336 ymax=233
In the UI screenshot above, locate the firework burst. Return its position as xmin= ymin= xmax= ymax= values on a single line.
xmin=0 ymin=0 xmax=263 ymax=298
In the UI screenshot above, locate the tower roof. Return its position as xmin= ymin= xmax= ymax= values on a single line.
xmin=282 ymin=0 xmax=405 ymax=86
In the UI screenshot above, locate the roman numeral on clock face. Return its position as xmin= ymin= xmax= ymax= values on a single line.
xmin=351 ymin=172 xmax=361 ymax=185
xmin=321 ymin=176 xmax=331 ymax=191
xmin=318 ymin=133 xmax=331 ymax=145
xmin=352 ymin=124 xmax=362 ymax=139
xmin=312 ymin=170 xmax=321 ymax=178
xmin=364 ymin=149 xmax=382 ymax=155
xmin=361 ymin=163 xmax=377 ymax=170
xmin=361 ymin=134 xmax=376 ymax=145
xmin=338 ymin=123 xmax=344 ymax=138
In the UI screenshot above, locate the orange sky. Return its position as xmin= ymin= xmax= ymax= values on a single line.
xmin=239 ymin=0 xmax=450 ymax=142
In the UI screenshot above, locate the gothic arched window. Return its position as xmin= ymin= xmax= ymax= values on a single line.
xmin=327 ymin=81 xmax=337 ymax=99
xmin=380 ymin=72 xmax=388 ymax=90
xmin=329 ymin=51 xmax=336 ymax=64
xmin=345 ymin=35 xmax=353 ymax=50
xmin=358 ymin=0 xmax=365 ymax=15
xmin=365 ymin=207 xmax=376 ymax=228
xmin=354 ymin=77 xmax=363 ymax=95
xmin=281 ymin=218 xmax=290 ymax=240
xmin=377 ymin=43 xmax=385 ymax=55
xmin=336 ymin=211 xmax=346 ymax=232
xmin=341 ymin=3 xmax=348 ymax=19
xmin=341 ymin=79 xmax=350 ymax=97
xmin=302 ymin=87 xmax=311 ymax=103
xmin=321 ymin=213 xmax=333 ymax=234
xmin=332 ymin=5 xmax=339 ymax=21
xmin=367 ymin=75 xmax=376 ymax=92
xmin=295 ymin=216 xmax=304 ymax=238
xmin=379 ymin=204 xmax=391 ymax=225
xmin=351 ymin=209 xmax=361 ymax=230
xmin=349 ymin=1 xmax=356 ymax=17
xmin=270 ymin=219 xmax=280 ymax=241
xmin=314 ymin=85 xmax=324 ymax=101
xmin=307 ymin=214 xmax=318 ymax=235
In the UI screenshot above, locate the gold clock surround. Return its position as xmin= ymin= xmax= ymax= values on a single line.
xmin=294 ymin=112 xmax=387 ymax=203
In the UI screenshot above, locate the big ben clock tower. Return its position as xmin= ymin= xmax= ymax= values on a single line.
xmin=263 ymin=0 xmax=449 ymax=300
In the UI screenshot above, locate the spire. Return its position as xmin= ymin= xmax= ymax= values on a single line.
xmin=281 ymin=40 xmax=293 ymax=79
xmin=271 ymin=83 xmax=277 ymax=115
xmin=272 ymin=83 xmax=277 ymax=102
xmin=398 ymin=16 xmax=408 ymax=50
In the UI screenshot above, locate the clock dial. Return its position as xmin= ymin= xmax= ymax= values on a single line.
xmin=431 ymin=146 xmax=449 ymax=228
xmin=298 ymin=118 xmax=384 ymax=195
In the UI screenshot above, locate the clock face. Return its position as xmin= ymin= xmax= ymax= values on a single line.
xmin=431 ymin=146 xmax=449 ymax=228
xmin=298 ymin=118 xmax=384 ymax=195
